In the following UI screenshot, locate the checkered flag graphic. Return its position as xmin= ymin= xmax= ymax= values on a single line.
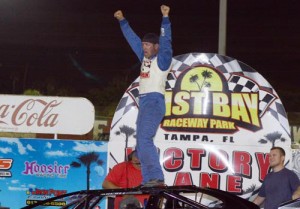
xmin=228 ymin=74 xmax=277 ymax=117
xmin=111 ymin=79 xmax=140 ymax=129
xmin=228 ymin=75 xmax=259 ymax=92
xmin=258 ymin=89 xmax=276 ymax=116
xmin=165 ymin=71 xmax=177 ymax=90
xmin=268 ymin=100 xmax=290 ymax=135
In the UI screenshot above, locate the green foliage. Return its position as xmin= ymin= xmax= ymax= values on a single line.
xmin=23 ymin=89 xmax=41 ymax=95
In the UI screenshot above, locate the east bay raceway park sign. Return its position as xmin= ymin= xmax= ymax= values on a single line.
xmin=109 ymin=53 xmax=292 ymax=200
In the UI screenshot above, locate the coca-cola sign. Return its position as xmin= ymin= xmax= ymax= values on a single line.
xmin=0 ymin=95 xmax=94 ymax=134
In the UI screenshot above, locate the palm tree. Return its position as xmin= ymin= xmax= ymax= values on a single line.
xmin=189 ymin=70 xmax=213 ymax=92
xmin=258 ymin=131 xmax=286 ymax=147
xmin=115 ymin=125 xmax=136 ymax=160
xmin=199 ymin=70 xmax=213 ymax=91
xmin=189 ymin=74 xmax=201 ymax=90
xmin=242 ymin=184 xmax=258 ymax=200
xmin=70 ymin=152 xmax=104 ymax=191
xmin=204 ymin=82 xmax=211 ymax=88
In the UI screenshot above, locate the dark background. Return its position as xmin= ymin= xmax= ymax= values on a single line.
xmin=0 ymin=0 xmax=299 ymax=113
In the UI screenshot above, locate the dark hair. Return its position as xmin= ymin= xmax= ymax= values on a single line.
xmin=124 ymin=203 xmax=141 ymax=209
xmin=271 ymin=147 xmax=286 ymax=156
xmin=119 ymin=196 xmax=142 ymax=209
xmin=127 ymin=150 xmax=137 ymax=161
xmin=142 ymin=33 xmax=159 ymax=44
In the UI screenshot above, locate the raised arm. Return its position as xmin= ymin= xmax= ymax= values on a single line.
xmin=114 ymin=10 xmax=143 ymax=61
xmin=114 ymin=10 xmax=124 ymax=21
xmin=161 ymin=4 xmax=170 ymax=17
xmin=157 ymin=5 xmax=173 ymax=71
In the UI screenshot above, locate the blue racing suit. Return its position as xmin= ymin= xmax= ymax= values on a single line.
xmin=118 ymin=17 xmax=172 ymax=184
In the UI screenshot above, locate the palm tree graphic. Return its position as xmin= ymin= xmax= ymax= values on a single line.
xmin=258 ymin=131 xmax=286 ymax=147
xmin=115 ymin=125 xmax=136 ymax=160
xmin=242 ymin=184 xmax=259 ymax=200
xmin=70 ymin=152 xmax=104 ymax=191
xmin=189 ymin=74 xmax=201 ymax=89
xmin=189 ymin=70 xmax=213 ymax=91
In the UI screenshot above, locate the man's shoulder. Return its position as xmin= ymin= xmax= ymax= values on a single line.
xmin=112 ymin=162 xmax=128 ymax=170
xmin=275 ymin=167 xmax=300 ymax=180
xmin=282 ymin=167 xmax=296 ymax=174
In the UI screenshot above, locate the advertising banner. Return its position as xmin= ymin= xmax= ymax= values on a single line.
xmin=0 ymin=95 xmax=95 ymax=135
xmin=108 ymin=53 xmax=292 ymax=200
xmin=291 ymin=125 xmax=300 ymax=145
xmin=0 ymin=138 xmax=108 ymax=209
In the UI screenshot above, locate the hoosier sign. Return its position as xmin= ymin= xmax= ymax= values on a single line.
xmin=108 ymin=53 xmax=291 ymax=199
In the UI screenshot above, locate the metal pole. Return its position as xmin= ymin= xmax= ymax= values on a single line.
xmin=218 ymin=0 xmax=227 ymax=55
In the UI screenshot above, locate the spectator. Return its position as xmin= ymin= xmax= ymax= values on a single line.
xmin=102 ymin=151 xmax=148 ymax=209
xmin=253 ymin=146 xmax=300 ymax=209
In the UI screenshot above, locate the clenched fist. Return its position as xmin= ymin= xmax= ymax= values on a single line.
xmin=161 ymin=5 xmax=170 ymax=17
xmin=114 ymin=10 xmax=124 ymax=21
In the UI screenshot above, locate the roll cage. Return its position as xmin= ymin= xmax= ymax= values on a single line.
xmin=21 ymin=185 xmax=259 ymax=209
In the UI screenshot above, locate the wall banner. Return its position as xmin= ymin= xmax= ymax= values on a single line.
xmin=0 ymin=95 xmax=95 ymax=135
xmin=108 ymin=53 xmax=292 ymax=200
xmin=0 ymin=138 xmax=108 ymax=209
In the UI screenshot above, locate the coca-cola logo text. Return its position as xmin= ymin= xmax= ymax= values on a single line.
xmin=0 ymin=99 xmax=61 ymax=127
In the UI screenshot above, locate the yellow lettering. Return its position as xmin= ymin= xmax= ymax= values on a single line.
xmin=231 ymin=93 xmax=250 ymax=123
xmin=188 ymin=118 xmax=198 ymax=127
xmin=163 ymin=118 xmax=209 ymax=128
xmin=222 ymin=120 xmax=229 ymax=128
xmin=176 ymin=118 xmax=182 ymax=127
xmin=164 ymin=91 xmax=260 ymax=130
xmin=163 ymin=119 xmax=170 ymax=126
xmin=198 ymin=118 xmax=209 ymax=128
xmin=210 ymin=119 xmax=217 ymax=128
xmin=170 ymin=119 xmax=176 ymax=126
xmin=165 ymin=91 xmax=172 ymax=116
xmin=210 ymin=119 xmax=235 ymax=129
xmin=228 ymin=121 xmax=235 ymax=129
xmin=173 ymin=92 xmax=190 ymax=115
xmin=242 ymin=93 xmax=260 ymax=126
xmin=213 ymin=93 xmax=230 ymax=117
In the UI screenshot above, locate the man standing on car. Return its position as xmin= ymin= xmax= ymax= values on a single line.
xmin=114 ymin=5 xmax=172 ymax=187
xmin=253 ymin=146 xmax=300 ymax=209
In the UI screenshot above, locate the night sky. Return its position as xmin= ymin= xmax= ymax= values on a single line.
xmin=0 ymin=0 xmax=299 ymax=112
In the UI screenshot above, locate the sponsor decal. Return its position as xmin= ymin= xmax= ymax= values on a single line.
xmin=27 ymin=188 xmax=67 ymax=196
xmin=0 ymin=158 xmax=13 ymax=177
xmin=22 ymin=161 xmax=70 ymax=178
xmin=25 ymin=188 xmax=67 ymax=206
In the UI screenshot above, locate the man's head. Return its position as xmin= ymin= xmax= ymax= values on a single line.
xmin=119 ymin=196 xmax=142 ymax=209
xmin=128 ymin=151 xmax=141 ymax=169
xmin=142 ymin=33 xmax=159 ymax=58
xmin=269 ymin=147 xmax=285 ymax=170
